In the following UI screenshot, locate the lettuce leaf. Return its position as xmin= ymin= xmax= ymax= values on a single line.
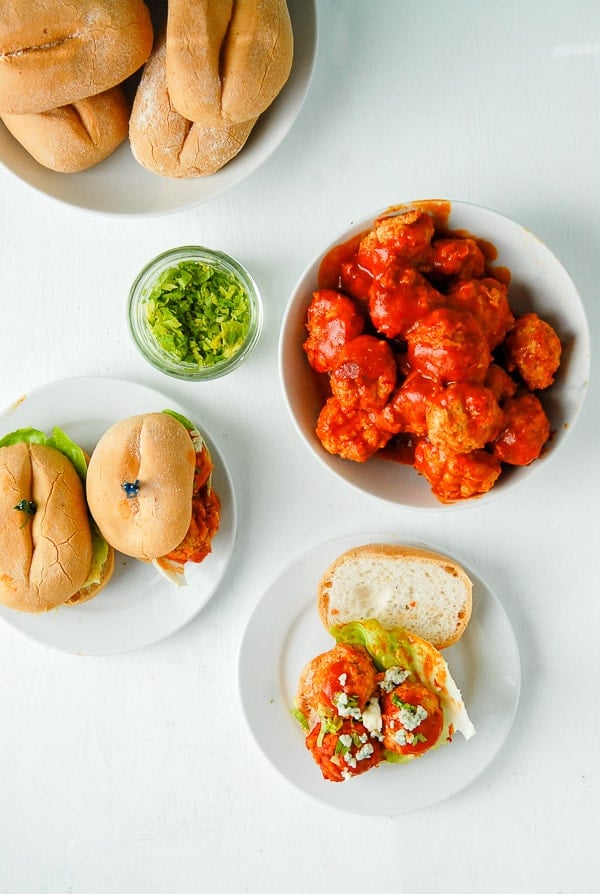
xmin=0 ymin=426 xmax=88 ymax=481
xmin=162 ymin=409 xmax=195 ymax=431
xmin=83 ymin=521 xmax=110 ymax=588
xmin=331 ymin=619 xmax=476 ymax=756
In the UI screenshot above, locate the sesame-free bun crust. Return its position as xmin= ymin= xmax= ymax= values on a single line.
xmin=0 ymin=443 xmax=93 ymax=613
xmin=0 ymin=0 xmax=153 ymax=115
xmin=318 ymin=544 xmax=473 ymax=649
xmin=86 ymin=413 xmax=196 ymax=562
xmin=166 ymin=0 xmax=293 ymax=126
xmin=130 ymin=30 xmax=257 ymax=178
xmin=1 ymin=86 xmax=130 ymax=174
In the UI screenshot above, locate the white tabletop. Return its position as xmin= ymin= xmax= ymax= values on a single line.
xmin=1 ymin=1 xmax=599 ymax=891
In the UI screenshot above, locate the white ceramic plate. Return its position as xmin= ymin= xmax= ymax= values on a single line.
xmin=238 ymin=533 xmax=521 ymax=815
xmin=279 ymin=199 xmax=591 ymax=509
xmin=0 ymin=0 xmax=318 ymax=217
xmin=0 ymin=376 xmax=237 ymax=655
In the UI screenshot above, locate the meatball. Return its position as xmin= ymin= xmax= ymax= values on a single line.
xmin=426 ymin=383 xmax=504 ymax=453
xmin=330 ymin=334 xmax=397 ymax=412
xmin=310 ymin=643 xmax=379 ymax=714
xmin=368 ymin=264 xmax=445 ymax=339
xmin=303 ymin=289 xmax=365 ymax=373
xmin=380 ymin=681 xmax=444 ymax=757
xmin=406 ymin=308 xmax=492 ymax=385
xmin=503 ymin=312 xmax=562 ymax=390
xmin=414 ymin=440 xmax=502 ymax=503
xmin=446 ymin=277 xmax=515 ymax=349
xmin=425 ymin=237 xmax=486 ymax=280
xmin=316 ymin=397 xmax=393 ymax=462
xmin=382 ymin=371 xmax=442 ymax=437
xmin=357 ymin=210 xmax=435 ymax=274
xmin=340 ymin=259 xmax=373 ymax=303
xmin=305 ymin=718 xmax=384 ymax=782
xmin=492 ymin=393 xmax=551 ymax=465
xmin=484 ymin=363 xmax=518 ymax=403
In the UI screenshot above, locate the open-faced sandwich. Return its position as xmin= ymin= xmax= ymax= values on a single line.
xmin=293 ymin=544 xmax=476 ymax=782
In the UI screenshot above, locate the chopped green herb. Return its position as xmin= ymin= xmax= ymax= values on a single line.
xmin=143 ymin=260 xmax=251 ymax=367
xmin=291 ymin=707 xmax=309 ymax=730
xmin=14 ymin=499 xmax=36 ymax=514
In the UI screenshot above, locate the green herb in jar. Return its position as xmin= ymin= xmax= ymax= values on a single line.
xmin=143 ymin=260 xmax=251 ymax=367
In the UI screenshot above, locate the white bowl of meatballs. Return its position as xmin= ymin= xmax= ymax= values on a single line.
xmin=279 ymin=200 xmax=591 ymax=509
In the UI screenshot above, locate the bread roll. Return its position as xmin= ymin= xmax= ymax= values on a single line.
xmin=166 ymin=0 xmax=293 ymax=126
xmin=0 ymin=443 xmax=92 ymax=613
xmin=317 ymin=544 xmax=473 ymax=649
xmin=0 ymin=0 xmax=153 ymax=115
xmin=86 ymin=413 xmax=196 ymax=562
xmin=1 ymin=86 xmax=130 ymax=173
xmin=130 ymin=30 xmax=256 ymax=178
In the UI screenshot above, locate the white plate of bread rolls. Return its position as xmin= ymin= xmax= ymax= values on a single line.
xmin=239 ymin=534 xmax=521 ymax=815
xmin=0 ymin=0 xmax=317 ymax=216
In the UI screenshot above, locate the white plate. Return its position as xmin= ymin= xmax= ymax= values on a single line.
xmin=0 ymin=376 xmax=237 ymax=655
xmin=238 ymin=533 xmax=521 ymax=815
xmin=0 ymin=0 xmax=318 ymax=217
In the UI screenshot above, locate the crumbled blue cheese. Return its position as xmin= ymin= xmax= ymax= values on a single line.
xmin=338 ymin=673 xmax=347 ymax=687
xmin=355 ymin=742 xmax=374 ymax=762
xmin=399 ymin=704 xmax=428 ymax=731
xmin=333 ymin=692 xmax=362 ymax=719
xmin=338 ymin=734 xmax=352 ymax=749
xmin=379 ymin=666 xmax=410 ymax=692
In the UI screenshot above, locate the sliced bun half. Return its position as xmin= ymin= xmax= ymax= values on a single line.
xmin=0 ymin=442 xmax=93 ymax=613
xmin=86 ymin=412 xmax=196 ymax=562
xmin=318 ymin=543 xmax=473 ymax=649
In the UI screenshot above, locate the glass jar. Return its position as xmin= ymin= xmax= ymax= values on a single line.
xmin=128 ymin=245 xmax=263 ymax=381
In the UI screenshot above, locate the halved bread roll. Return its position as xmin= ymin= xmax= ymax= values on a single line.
xmin=317 ymin=544 xmax=473 ymax=649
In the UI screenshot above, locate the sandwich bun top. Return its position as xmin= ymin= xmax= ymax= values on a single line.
xmin=317 ymin=543 xmax=473 ymax=649
xmin=86 ymin=412 xmax=196 ymax=562
xmin=0 ymin=442 xmax=93 ymax=613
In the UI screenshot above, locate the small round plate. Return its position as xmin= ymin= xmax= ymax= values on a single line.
xmin=0 ymin=376 xmax=237 ymax=655
xmin=0 ymin=0 xmax=318 ymax=216
xmin=238 ymin=533 xmax=521 ymax=815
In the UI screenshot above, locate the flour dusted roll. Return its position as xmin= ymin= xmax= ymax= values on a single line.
xmin=130 ymin=30 xmax=256 ymax=178
xmin=0 ymin=430 xmax=114 ymax=613
xmin=0 ymin=0 xmax=153 ymax=115
xmin=165 ymin=0 xmax=293 ymax=126
xmin=1 ymin=86 xmax=130 ymax=173
xmin=86 ymin=411 xmax=221 ymax=586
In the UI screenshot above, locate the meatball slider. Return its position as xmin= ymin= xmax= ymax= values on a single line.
xmin=86 ymin=411 xmax=221 ymax=586
xmin=0 ymin=427 xmax=114 ymax=613
xmin=294 ymin=621 xmax=476 ymax=782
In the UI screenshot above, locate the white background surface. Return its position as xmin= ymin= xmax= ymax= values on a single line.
xmin=0 ymin=1 xmax=598 ymax=892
